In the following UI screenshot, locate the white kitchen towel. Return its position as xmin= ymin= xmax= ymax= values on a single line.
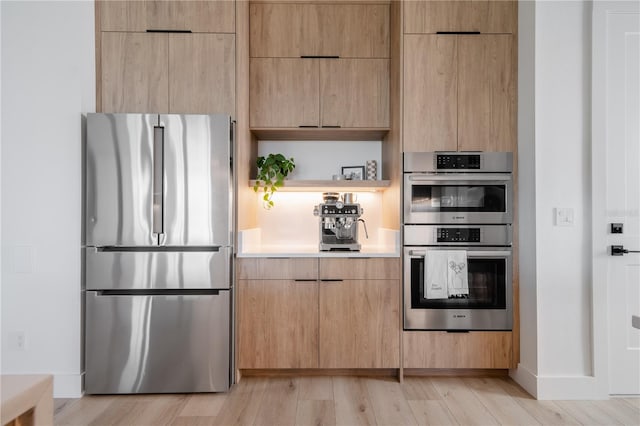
xmin=424 ymin=250 xmax=449 ymax=299
xmin=447 ymin=250 xmax=469 ymax=296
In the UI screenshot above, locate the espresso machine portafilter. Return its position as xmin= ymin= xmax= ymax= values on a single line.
xmin=313 ymin=193 xmax=368 ymax=251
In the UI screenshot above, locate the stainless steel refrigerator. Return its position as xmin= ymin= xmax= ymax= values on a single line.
xmin=84 ymin=113 xmax=233 ymax=394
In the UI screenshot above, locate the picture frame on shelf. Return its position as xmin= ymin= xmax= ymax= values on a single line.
xmin=341 ymin=166 xmax=365 ymax=180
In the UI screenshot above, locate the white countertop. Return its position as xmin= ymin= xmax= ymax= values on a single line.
xmin=237 ymin=245 xmax=399 ymax=258
xmin=237 ymin=228 xmax=400 ymax=258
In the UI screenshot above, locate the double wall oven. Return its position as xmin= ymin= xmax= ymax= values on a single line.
xmin=403 ymin=152 xmax=514 ymax=331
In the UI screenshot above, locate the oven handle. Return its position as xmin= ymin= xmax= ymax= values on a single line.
xmin=407 ymin=174 xmax=511 ymax=182
xmin=408 ymin=250 xmax=512 ymax=257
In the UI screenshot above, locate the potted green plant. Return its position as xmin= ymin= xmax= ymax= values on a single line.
xmin=253 ymin=153 xmax=295 ymax=209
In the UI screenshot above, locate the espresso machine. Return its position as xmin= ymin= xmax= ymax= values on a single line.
xmin=313 ymin=193 xmax=368 ymax=251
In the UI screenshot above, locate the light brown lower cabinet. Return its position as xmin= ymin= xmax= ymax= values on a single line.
xmin=237 ymin=257 xmax=401 ymax=370
xmin=237 ymin=279 xmax=318 ymax=369
xmin=403 ymin=331 xmax=512 ymax=369
xmin=319 ymin=279 xmax=399 ymax=368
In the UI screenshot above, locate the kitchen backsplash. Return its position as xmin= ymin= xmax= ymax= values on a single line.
xmin=254 ymin=191 xmax=383 ymax=248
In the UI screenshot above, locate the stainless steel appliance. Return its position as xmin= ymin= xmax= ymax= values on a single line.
xmin=404 ymin=152 xmax=513 ymax=224
xmin=84 ymin=113 xmax=233 ymax=394
xmin=313 ymin=193 xmax=368 ymax=251
xmin=403 ymin=225 xmax=513 ymax=330
xmin=403 ymin=152 xmax=514 ymax=331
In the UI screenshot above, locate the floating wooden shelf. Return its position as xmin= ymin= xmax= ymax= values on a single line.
xmin=249 ymin=179 xmax=391 ymax=192
xmin=250 ymin=127 xmax=389 ymax=141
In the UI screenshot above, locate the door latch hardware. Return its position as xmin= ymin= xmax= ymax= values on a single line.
xmin=611 ymin=223 xmax=624 ymax=234
xmin=611 ymin=245 xmax=640 ymax=256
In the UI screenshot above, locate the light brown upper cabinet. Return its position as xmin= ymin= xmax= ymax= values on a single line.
xmin=250 ymin=58 xmax=389 ymax=128
xmin=403 ymin=34 xmax=515 ymax=152
xmin=321 ymin=59 xmax=390 ymax=128
xmin=249 ymin=58 xmax=320 ymax=127
xmin=99 ymin=0 xmax=235 ymax=33
xmin=101 ymin=32 xmax=170 ymax=113
xmin=101 ymin=32 xmax=235 ymax=114
xmin=169 ymin=33 xmax=235 ymax=114
xmin=404 ymin=0 xmax=516 ymax=34
xmin=250 ymin=3 xmax=389 ymax=58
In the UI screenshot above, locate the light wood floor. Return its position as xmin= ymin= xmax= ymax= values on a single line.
xmin=54 ymin=376 xmax=640 ymax=426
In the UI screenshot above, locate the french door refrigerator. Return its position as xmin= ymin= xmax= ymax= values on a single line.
xmin=84 ymin=113 xmax=233 ymax=394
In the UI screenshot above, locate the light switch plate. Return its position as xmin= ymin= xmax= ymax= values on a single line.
xmin=555 ymin=208 xmax=574 ymax=226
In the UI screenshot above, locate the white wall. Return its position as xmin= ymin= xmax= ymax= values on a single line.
xmin=1 ymin=1 xmax=95 ymax=397
xmin=514 ymin=0 xmax=603 ymax=399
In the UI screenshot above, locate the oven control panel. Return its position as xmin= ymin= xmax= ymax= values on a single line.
xmin=436 ymin=154 xmax=481 ymax=169
xmin=437 ymin=227 xmax=481 ymax=243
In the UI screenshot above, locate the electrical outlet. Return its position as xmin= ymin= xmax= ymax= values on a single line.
xmin=555 ymin=208 xmax=574 ymax=226
xmin=9 ymin=331 xmax=26 ymax=351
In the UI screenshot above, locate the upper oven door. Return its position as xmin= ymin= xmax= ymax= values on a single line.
xmin=403 ymin=173 xmax=513 ymax=224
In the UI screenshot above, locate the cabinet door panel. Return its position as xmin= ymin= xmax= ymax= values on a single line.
xmin=101 ymin=32 xmax=169 ymax=113
xmin=250 ymin=58 xmax=320 ymax=127
xmin=169 ymin=34 xmax=235 ymax=115
xmin=249 ymin=3 xmax=314 ymax=57
xmin=403 ymin=35 xmax=457 ymax=151
xmin=100 ymin=0 xmax=147 ymax=31
xmin=237 ymin=258 xmax=318 ymax=280
xmin=153 ymin=1 xmax=235 ymax=33
xmin=321 ymin=59 xmax=389 ymax=128
xmin=319 ymin=280 xmax=399 ymax=368
xmin=317 ymin=4 xmax=389 ymax=58
xmin=100 ymin=1 xmax=235 ymax=33
xmin=458 ymin=35 xmax=515 ymax=152
xmin=238 ymin=280 xmax=318 ymax=369
xmin=404 ymin=1 xmax=516 ymax=34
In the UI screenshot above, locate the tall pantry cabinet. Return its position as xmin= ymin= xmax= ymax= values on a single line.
xmin=399 ymin=0 xmax=520 ymax=370
xmin=96 ymin=0 xmax=236 ymax=115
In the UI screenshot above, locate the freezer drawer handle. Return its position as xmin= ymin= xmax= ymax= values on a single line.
xmin=96 ymin=289 xmax=222 ymax=296
xmin=96 ymin=246 xmax=222 ymax=252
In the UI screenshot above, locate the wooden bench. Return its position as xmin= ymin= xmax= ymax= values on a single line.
xmin=1 ymin=375 xmax=53 ymax=426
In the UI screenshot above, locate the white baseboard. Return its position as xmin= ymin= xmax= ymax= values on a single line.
xmin=54 ymin=373 xmax=83 ymax=398
xmin=537 ymin=375 xmax=608 ymax=400
xmin=510 ymin=364 xmax=608 ymax=400
xmin=510 ymin=364 xmax=538 ymax=398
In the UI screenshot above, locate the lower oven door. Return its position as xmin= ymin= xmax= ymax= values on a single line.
xmin=403 ymin=246 xmax=513 ymax=331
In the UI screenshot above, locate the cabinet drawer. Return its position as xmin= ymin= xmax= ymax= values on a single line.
xmin=403 ymin=331 xmax=512 ymax=369
xmin=404 ymin=0 xmax=516 ymax=34
xmin=237 ymin=258 xmax=318 ymax=280
xmin=100 ymin=0 xmax=235 ymax=33
xmin=319 ymin=258 xmax=400 ymax=280
xmin=250 ymin=3 xmax=389 ymax=58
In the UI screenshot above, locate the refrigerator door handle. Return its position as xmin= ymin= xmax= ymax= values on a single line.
xmin=153 ymin=125 xmax=165 ymax=242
